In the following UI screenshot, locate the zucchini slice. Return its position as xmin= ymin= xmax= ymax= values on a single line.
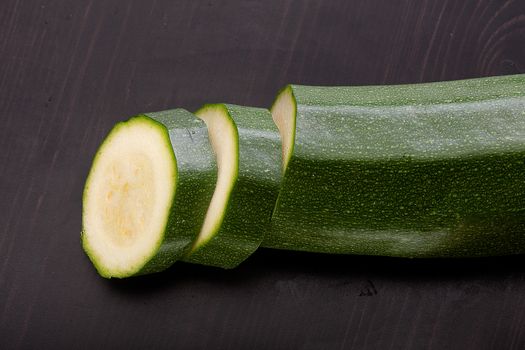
xmin=82 ymin=110 xmax=216 ymax=277
xmin=183 ymin=104 xmax=281 ymax=268
xmin=265 ymin=74 xmax=525 ymax=257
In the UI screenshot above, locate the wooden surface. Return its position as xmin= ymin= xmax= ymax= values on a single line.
xmin=1 ymin=0 xmax=525 ymax=348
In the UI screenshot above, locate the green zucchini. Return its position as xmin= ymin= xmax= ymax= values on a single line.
xmin=264 ymin=74 xmax=525 ymax=257
xmin=82 ymin=109 xmax=216 ymax=278
xmin=183 ymin=104 xmax=281 ymax=268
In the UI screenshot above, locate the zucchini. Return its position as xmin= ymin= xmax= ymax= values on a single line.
xmin=183 ymin=104 xmax=281 ymax=268
xmin=265 ymin=74 xmax=525 ymax=257
xmin=82 ymin=109 xmax=216 ymax=277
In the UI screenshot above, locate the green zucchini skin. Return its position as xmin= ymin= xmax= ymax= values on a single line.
xmin=264 ymin=74 xmax=525 ymax=257
xmin=136 ymin=109 xmax=218 ymax=274
xmin=183 ymin=104 xmax=281 ymax=268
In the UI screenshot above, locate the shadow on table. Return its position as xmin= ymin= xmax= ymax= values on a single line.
xmin=106 ymin=248 xmax=525 ymax=296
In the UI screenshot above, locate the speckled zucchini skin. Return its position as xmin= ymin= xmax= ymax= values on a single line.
xmin=264 ymin=74 xmax=525 ymax=257
xmin=136 ymin=109 xmax=217 ymax=274
xmin=183 ymin=104 xmax=281 ymax=268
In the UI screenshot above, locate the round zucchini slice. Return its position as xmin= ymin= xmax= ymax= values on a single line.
xmin=82 ymin=110 xmax=216 ymax=277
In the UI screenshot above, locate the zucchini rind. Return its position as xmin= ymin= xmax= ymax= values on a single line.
xmin=266 ymin=74 xmax=525 ymax=257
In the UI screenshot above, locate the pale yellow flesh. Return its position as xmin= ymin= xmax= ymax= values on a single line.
xmin=271 ymin=88 xmax=295 ymax=170
xmin=83 ymin=120 xmax=175 ymax=275
xmin=97 ymin=153 xmax=156 ymax=248
xmin=192 ymin=107 xmax=237 ymax=248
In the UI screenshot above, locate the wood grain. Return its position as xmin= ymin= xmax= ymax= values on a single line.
xmin=1 ymin=0 xmax=524 ymax=348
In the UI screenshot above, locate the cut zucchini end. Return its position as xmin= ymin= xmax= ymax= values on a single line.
xmin=190 ymin=104 xmax=239 ymax=251
xmin=271 ymin=85 xmax=296 ymax=171
xmin=82 ymin=116 xmax=177 ymax=278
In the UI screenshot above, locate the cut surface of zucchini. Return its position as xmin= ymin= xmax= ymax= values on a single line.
xmin=83 ymin=117 xmax=175 ymax=277
xmin=272 ymin=86 xmax=296 ymax=169
xmin=83 ymin=110 xmax=216 ymax=277
xmin=194 ymin=105 xmax=238 ymax=247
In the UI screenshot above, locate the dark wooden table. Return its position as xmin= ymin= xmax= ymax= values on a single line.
xmin=1 ymin=0 xmax=525 ymax=348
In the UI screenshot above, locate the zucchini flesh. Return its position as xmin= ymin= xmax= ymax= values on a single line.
xmin=82 ymin=110 xmax=216 ymax=277
xmin=265 ymin=74 xmax=525 ymax=257
xmin=183 ymin=104 xmax=281 ymax=268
